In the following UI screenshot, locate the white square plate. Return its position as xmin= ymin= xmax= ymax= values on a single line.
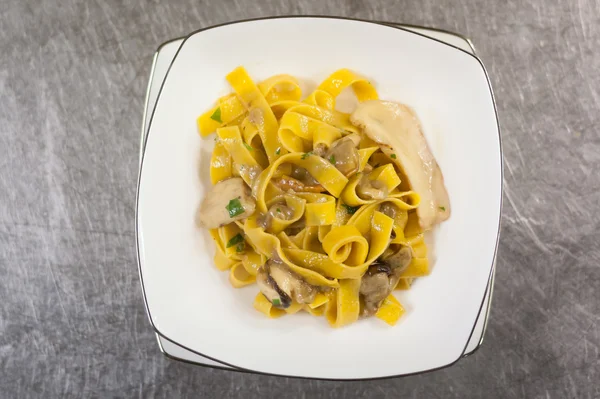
xmin=137 ymin=17 xmax=502 ymax=379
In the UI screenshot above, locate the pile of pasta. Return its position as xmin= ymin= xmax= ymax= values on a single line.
xmin=197 ymin=67 xmax=429 ymax=327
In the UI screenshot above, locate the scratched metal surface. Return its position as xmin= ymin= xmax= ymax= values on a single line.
xmin=1 ymin=0 xmax=599 ymax=397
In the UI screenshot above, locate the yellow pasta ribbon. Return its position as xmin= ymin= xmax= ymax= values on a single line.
xmin=283 ymin=211 xmax=395 ymax=279
xmin=226 ymin=67 xmax=283 ymax=162
xmin=209 ymin=142 xmax=232 ymax=184
xmin=229 ymin=262 xmax=256 ymax=288
xmin=253 ymin=293 xmax=286 ymax=318
xmin=316 ymin=68 xmax=379 ymax=102
xmin=217 ymin=126 xmax=262 ymax=186
xmin=252 ymin=153 xmax=348 ymax=213
xmin=257 ymin=74 xmax=302 ymax=103
xmin=375 ymin=294 xmax=405 ymax=326
xmin=243 ymin=215 xmax=339 ymax=288
xmin=198 ymin=94 xmax=247 ymax=137
xmin=326 ymin=279 xmax=361 ymax=328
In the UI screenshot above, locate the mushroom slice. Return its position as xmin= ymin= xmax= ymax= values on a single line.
xmin=356 ymin=175 xmax=388 ymax=200
xmin=382 ymin=246 xmax=412 ymax=273
xmin=350 ymin=100 xmax=450 ymax=229
xmin=198 ymin=177 xmax=256 ymax=229
xmin=256 ymin=267 xmax=292 ymax=309
xmin=325 ymin=136 xmax=360 ymax=176
xmin=268 ymin=262 xmax=317 ymax=305
xmin=359 ymin=263 xmax=394 ymax=316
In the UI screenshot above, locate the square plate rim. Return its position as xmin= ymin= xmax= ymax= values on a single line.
xmin=136 ymin=15 xmax=504 ymax=380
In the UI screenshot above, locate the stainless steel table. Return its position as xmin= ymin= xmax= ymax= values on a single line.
xmin=1 ymin=0 xmax=598 ymax=397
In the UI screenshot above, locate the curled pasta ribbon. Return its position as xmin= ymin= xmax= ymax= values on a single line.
xmin=348 ymin=197 xmax=419 ymax=236
xmin=357 ymin=147 xmax=379 ymax=172
xmin=257 ymin=74 xmax=302 ymax=104
xmin=322 ymin=225 xmax=369 ymax=265
xmin=252 ymin=153 xmax=348 ymax=213
xmin=341 ymin=164 xmax=403 ymax=207
xmin=277 ymin=231 xmax=299 ymax=249
xmin=226 ymin=67 xmax=283 ymax=163
xmin=254 ymin=293 xmax=286 ymax=318
xmin=303 ymin=89 xmax=335 ymax=110
xmin=209 ymin=142 xmax=232 ymax=184
xmin=265 ymin=195 xmax=306 ymax=234
xmin=198 ymin=74 xmax=302 ymax=136
xmin=375 ymin=294 xmax=405 ymax=326
xmin=295 ymin=193 xmax=337 ymax=227
xmin=326 ymin=279 xmax=361 ymax=328
xmin=283 ymin=211 xmax=395 ymax=279
xmin=229 ymin=262 xmax=256 ymax=288
xmin=243 ymin=215 xmax=339 ymax=288
xmin=282 ymin=103 xmax=359 ymax=134
xmin=278 ymin=110 xmax=342 ymax=152
xmin=316 ymin=68 xmax=379 ymax=102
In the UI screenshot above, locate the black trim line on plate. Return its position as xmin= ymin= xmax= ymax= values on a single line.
xmin=135 ymin=15 xmax=504 ymax=380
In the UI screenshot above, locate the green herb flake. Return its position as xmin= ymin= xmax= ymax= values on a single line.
xmin=243 ymin=142 xmax=254 ymax=151
xmin=390 ymin=154 xmax=397 ymax=159
xmin=226 ymin=233 xmax=244 ymax=248
xmin=439 ymin=206 xmax=446 ymax=211
xmin=210 ymin=107 xmax=222 ymax=123
xmin=276 ymin=208 xmax=281 ymax=213
xmin=329 ymin=155 xmax=336 ymax=164
xmin=226 ymin=198 xmax=245 ymax=218
xmin=275 ymin=147 xmax=281 ymax=155
xmin=301 ymin=151 xmax=313 ymax=160
xmin=342 ymin=203 xmax=359 ymax=215
xmin=272 ymin=298 xmax=281 ymax=306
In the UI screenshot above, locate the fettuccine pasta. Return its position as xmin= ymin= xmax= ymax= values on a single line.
xmin=196 ymin=67 xmax=450 ymax=328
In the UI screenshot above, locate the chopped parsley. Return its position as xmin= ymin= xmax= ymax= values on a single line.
xmin=329 ymin=154 xmax=336 ymax=164
xmin=439 ymin=206 xmax=446 ymax=211
xmin=226 ymin=198 xmax=245 ymax=218
xmin=342 ymin=203 xmax=359 ymax=215
xmin=390 ymin=154 xmax=397 ymax=159
xmin=210 ymin=107 xmax=222 ymax=123
xmin=243 ymin=142 xmax=254 ymax=151
xmin=272 ymin=298 xmax=281 ymax=307
xmin=275 ymin=147 xmax=281 ymax=155
xmin=276 ymin=208 xmax=281 ymax=213
xmin=301 ymin=151 xmax=313 ymax=160
xmin=226 ymin=233 xmax=244 ymax=248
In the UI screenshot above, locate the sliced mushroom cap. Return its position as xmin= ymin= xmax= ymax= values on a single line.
xmin=269 ymin=262 xmax=316 ymax=304
xmin=359 ymin=263 xmax=394 ymax=316
xmin=256 ymin=267 xmax=292 ymax=309
xmin=326 ymin=137 xmax=360 ymax=176
xmin=383 ymin=246 xmax=412 ymax=273
xmin=357 ymin=175 xmax=388 ymax=200
xmin=291 ymin=166 xmax=320 ymax=186
xmin=198 ymin=177 xmax=256 ymax=229
xmin=350 ymin=100 xmax=451 ymax=229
